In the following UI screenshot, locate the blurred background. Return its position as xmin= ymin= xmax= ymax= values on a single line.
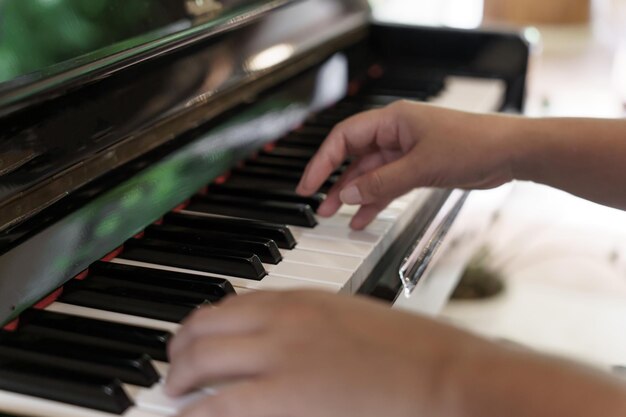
xmin=371 ymin=0 xmax=626 ymax=370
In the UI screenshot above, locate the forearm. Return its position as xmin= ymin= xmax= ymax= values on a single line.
xmin=506 ymin=117 xmax=626 ymax=209
xmin=447 ymin=346 xmax=626 ymax=417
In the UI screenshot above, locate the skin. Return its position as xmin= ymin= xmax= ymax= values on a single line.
xmin=166 ymin=101 xmax=626 ymax=416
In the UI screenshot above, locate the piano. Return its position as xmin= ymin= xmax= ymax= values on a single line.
xmin=0 ymin=0 xmax=529 ymax=415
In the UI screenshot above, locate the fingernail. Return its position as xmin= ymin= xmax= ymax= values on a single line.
xmin=340 ymin=185 xmax=362 ymax=205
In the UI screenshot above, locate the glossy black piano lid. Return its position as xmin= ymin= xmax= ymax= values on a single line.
xmin=0 ymin=0 xmax=296 ymax=114
xmin=0 ymin=0 xmax=370 ymax=234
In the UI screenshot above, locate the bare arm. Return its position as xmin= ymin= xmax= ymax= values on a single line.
xmin=512 ymin=117 xmax=626 ymax=210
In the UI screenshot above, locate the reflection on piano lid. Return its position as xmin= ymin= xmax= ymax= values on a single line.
xmin=0 ymin=1 xmax=529 ymax=415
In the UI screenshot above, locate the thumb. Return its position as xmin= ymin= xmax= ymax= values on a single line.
xmin=339 ymin=157 xmax=418 ymax=205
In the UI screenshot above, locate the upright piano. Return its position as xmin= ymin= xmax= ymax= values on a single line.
xmin=0 ymin=0 xmax=529 ymax=415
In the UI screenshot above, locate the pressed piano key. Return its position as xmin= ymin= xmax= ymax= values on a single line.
xmin=164 ymin=212 xmax=297 ymax=249
xmin=121 ymin=238 xmax=267 ymax=281
xmin=18 ymin=309 xmax=171 ymax=362
xmin=91 ymin=261 xmax=236 ymax=299
xmin=144 ymin=224 xmax=282 ymax=264
xmin=207 ymin=184 xmax=325 ymax=211
xmin=0 ymin=357 xmax=132 ymax=414
xmin=0 ymin=332 xmax=159 ymax=387
xmin=188 ymin=194 xmax=317 ymax=228
xmin=58 ymin=284 xmax=202 ymax=323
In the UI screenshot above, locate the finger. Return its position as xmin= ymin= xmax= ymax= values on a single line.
xmin=296 ymin=107 xmax=398 ymax=196
xmin=169 ymin=302 xmax=272 ymax=359
xmin=178 ymin=380 xmax=277 ymax=417
xmin=318 ymin=151 xmax=398 ymax=217
xmin=166 ymin=335 xmax=271 ymax=396
xmin=339 ymin=156 xmax=418 ymax=206
xmin=349 ymin=200 xmax=393 ymax=230
xmin=317 ymin=156 xmax=375 ymax=217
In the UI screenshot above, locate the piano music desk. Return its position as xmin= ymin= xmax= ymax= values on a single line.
xmin=440 ymin=22 xmax=626 ymax=369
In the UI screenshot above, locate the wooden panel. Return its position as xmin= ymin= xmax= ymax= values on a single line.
xmin=484 ymin=0 xmax=590 ymax=24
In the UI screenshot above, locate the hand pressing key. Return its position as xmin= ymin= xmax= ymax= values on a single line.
xmin=296 ymin=101 xmax=516 ymax=230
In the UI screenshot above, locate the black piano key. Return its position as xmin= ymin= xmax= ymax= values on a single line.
xmin=245 ymin=157 xmax=347 ymax=177
xmin=90 ymin=261 xmax=235 ymax=299
xmin=0 ymin=332 xmax=159 ymax=387
xmin=163 ymin=212 xmax=297 ymax=249
xmin=294 ymin=126 xmax=333 ymax=137
xmin=0 ymin=357 xmax=132 ymax=414
xmin=277 ymin=135 xmax=324 ymax=149
xmin=144 ymin=224 xmax=282 ymax=265
xmin=208 ymin=184 xmax=325 ymax=211
xmin=259 ymin=147 xmax=317 ymax=161
xmin=233 ymin=166 xmax=307 ymax=182
xmin=227 ymin=171 xmax=337 ymax=194
xmin=18 ymin=309 xmax=171 ymax=362
xmin=58 ymin=282 xmax=202 ymax=323
xmin=122 ymin=238 xmax=267 ymax=280
xmin=247 ymin=155 xmax=311 ymax=171
xmin=188 ymin=194 xmax=318 ymax=228
xmin=70 ymin=272 xmax=221 ymax=304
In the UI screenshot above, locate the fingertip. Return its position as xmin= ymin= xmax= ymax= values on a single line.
xmin=316 ymin=204 xmax=335 ymax=217
xmin=316 ymin=198 xmax=342 ymax=217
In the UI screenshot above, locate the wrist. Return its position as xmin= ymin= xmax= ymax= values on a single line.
xmin=495 ymin=114 xmax=537 ymax=183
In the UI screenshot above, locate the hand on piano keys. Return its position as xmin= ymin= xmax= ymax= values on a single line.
xmin=297 ymin=101 xmax=517 ymax=230
xmin=164 ymin=290 xmax=496 ymax=417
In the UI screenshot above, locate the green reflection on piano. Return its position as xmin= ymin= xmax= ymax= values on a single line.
xmin=0 ymin=0 xmax=185 ymax=83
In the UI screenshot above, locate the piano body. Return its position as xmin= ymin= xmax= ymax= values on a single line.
xmin=0 ymin=0 xmax=529 ymax=415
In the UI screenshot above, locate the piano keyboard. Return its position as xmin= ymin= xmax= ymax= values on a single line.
xmin=0 ymin=75 xmax=505 ymax=417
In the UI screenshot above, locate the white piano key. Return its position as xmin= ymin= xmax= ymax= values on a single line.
xmin=46 ymin=303 xmax=180 ymax=333
xmin=290 ymin=224 xmax=382 ymax=244
xmin=282 ymin=248 xmax=363 ymax=271
xmin=135 ymin=384 xmax=211 ymax=417
xmin=316 ymin=215 xmax=393 ymax=233
xmin=265 ymin=261 xmax=353 ymax=286
xmin=0 ymin=389 xmax=160 ymax=417
xmin=337 ymin=204 xmax=402 ymax=220
xmin=295 ymin=235 xmax=372 ymax=258
xmin=153 ymin=361 xmax=170 ymax=379
xmin=110 ymin=258 xmax=343 ymax=293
